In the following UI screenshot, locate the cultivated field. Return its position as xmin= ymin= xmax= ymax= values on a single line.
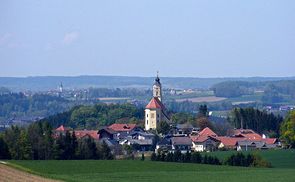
xmin=176 ymin=96 xmax=227 ymax=103
xmin=0 ymin=162 xmax=59 ymax=182
xmin=6 ymin=150 xmax=295 ymax=182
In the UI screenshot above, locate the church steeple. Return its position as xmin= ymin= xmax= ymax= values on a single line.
xmin=153 ymin=71 xmax=162 ymax=101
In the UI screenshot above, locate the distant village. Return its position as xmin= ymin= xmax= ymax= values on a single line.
xmin=53 ymin=75 xmax=281 ymax=156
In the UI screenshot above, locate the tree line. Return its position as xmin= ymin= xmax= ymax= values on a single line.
xmin=228 ymin=107 xmax=283 ymax=136
xmin=0 ymin=121 xmax=113 ymax=160
xmin=211 ymin=80 xmax=295 ymax=101
xmin=151 ymin=151 xmax=271 ymax=168
xmin=151 ymin=151 xmax=221 ymax=165
xmin=40 ymin=103 xmax=144 ymax=129
xmin=88 ymin=87 xmax=150 ymax=98
xmin=280 ymin=110 xmax=295 ymax=148
xmin=224 ymin=153 xmax=271 ymax=168
xmin=0 ymin=92 xmax=71 ymax=119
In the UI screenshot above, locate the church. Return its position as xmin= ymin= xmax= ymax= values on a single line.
xmin=145 ymin=74 xmax=170 ymax=131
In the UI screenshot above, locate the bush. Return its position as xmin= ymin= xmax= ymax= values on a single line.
xmin=151 ymin=152 xmax=157 ymax=161
xmin=224 ymin=153 xmax=271 ymax=168
xmin=191 ymin=152 xmax=202 ymax=163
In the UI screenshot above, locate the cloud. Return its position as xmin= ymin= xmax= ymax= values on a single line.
xmin=62 ymin=31 xmax=79 ymax=45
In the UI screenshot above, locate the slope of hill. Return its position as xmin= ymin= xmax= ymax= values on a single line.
xmin=1 ymin=75 xmax=295 ymax=91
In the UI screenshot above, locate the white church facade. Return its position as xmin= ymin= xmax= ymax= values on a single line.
xmin=145 ymin=74 xmax=170 ymax=131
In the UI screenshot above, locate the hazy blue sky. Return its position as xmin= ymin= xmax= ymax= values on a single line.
xmin=0 ymin=0 xmax=294 ymax=77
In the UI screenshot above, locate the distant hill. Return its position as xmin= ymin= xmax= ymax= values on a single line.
xmin=0 ymin=75 xmax=295 ymax=91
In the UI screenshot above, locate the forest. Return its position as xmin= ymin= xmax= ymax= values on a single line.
xmin=0 ymin=121 xmax=114 ymax=160
xmin=0 ymin=93 xmax=71 ymax=119
xmin=211 ymin=80 xmax=295 ymax=101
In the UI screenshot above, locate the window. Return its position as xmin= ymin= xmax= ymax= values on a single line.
xmin=147 ymin=114 xmax=148 ymax=117
xmin=151 ymin=113 xmax=155 ymax=118
xmin=147 ymin=120 xmax=148 ymax=125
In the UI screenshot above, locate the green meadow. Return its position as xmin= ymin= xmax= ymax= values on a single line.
xmin=8 ymin=150 xmax=295 ymax=182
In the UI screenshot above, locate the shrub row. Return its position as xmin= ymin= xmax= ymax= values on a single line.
xmin=151 ymin=151 xmax=221 ymax=165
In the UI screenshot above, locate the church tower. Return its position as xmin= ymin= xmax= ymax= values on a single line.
xmin=153 ymin=72 xmax=162 ymax=101
xmin=145 ymin=73 xmax=169 ymax=131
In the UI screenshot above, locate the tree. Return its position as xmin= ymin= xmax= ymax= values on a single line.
xmin=70 ymin=106 xmax=97 ymax=129
xmin=27 ymin=121 xmax=54 ymax=160
xmin=196 ymin=117 xmax=213 ymax=130
xmin=150 ymin=152 xmax=157 ymax=161
xmin=99 ymin=141 xmax=113 ymax=160
xmin=198 ymin=105 xmax=208 ymax=117
xmin=157 ymin=121 xmax=170 ymax=135
xmin=280 ymin=110 xmax=295 ymax=148
xmin=165 ymin=152 xmax=173 ymax=162
xmin=191 ymin=152 xmax=202 ymax=163
xmin=18 ymin=130 xmax=32 ymax=160
xmin=141 ymin=153 xmax=145 ymax=161
xmin=3 ymin=125 xmax=21 ymax=159
xmin=76 ymin=137 xmax=97 ymax=159
xmin=184 ymin=151 xmax=191 ymax=163
xmin=173 ymin=150 xmax=182 ymax=162
xmin=229 ymin=107 xmax=283 ymax=135
xmin=0 ymin=135 xmax=10 ymax=159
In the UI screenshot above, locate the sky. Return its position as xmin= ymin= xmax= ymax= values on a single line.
xmin=0 ymin=0 xmax=294 ymax=78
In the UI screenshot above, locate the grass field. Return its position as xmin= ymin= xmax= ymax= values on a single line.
xmin=7 ymin=160 xmax=295 ymax=182
xmin=7 ymin=150 xmax=295 ymax=182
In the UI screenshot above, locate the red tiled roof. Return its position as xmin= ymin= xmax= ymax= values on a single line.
xmin=240 ymin=133 xmax=262 ymax=141
xmin=262 ymin=138 xmax=277 ymax=144
xmin=198 ymin=127 xmax=217 ymax=137
xmin=215 ymin=137 xmax=244 ymax=147
xmin=74 ymin=130 xmax=99 ymax=140
xmin=190 ymin=135 xmax=210 ymax=143
xmin=108 ymin=123 xmax=137 ymax=132
xmin=232 ymin=129 xmax=256 ymax=135
xmin=55 ymin=125 xmax=70 ymax=132
xmin=146 ymin=97 xmax=165 ymax=109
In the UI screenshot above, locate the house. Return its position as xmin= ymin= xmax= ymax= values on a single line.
xmin=129 ymin=131 xmax=155 ymax=140
xmin=156 ymin=137 xmax=172 ymax=153
xmin=74 ymin=130 xmax=99 ymax=140
xmin=53 ymin=125 xmax=72 ymax=138
xmin=120 ymin=138 xmax=154 ymax=151
xmin=190 ymin=127 xmax=220 ymax=152
xmin=230 ymin=129 xmax=262 ymax=141
xmin=262 ymin=138 xmax=279 ymax=145
xmin=198 ymin=127 xmax=218 ymax=137
xmin=99 ymin=138 xmax=122 ymax=155
xmin=236 ymin=141 xmax=260 ymax=151
xmin=216 ymin=137 xmax=243 ymax=150
xmin=55 ymin=125 xmax=70 ymax=132
xmin=119 ymin=131 xmax=156 ymax=151
xmin=191 ymin=135 xmax=220 ymax=152
xmin=98 ymin=127 xmax=117 ymax=140
xmin=171 ymin=136 xmax=192 ymax=153
xmin=237 ymin=139 xmax=279 ymax=151
xmin=175 ymin=123 xmax=195 ymax=135
xmin=98 ymin=124 xmax=142 ymax=141
xmin=108 ymin=123 xmax=140 ymax=133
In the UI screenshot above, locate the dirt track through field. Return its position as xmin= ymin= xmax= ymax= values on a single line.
xmin=0 ymin=162 xmax=60 ymax=182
